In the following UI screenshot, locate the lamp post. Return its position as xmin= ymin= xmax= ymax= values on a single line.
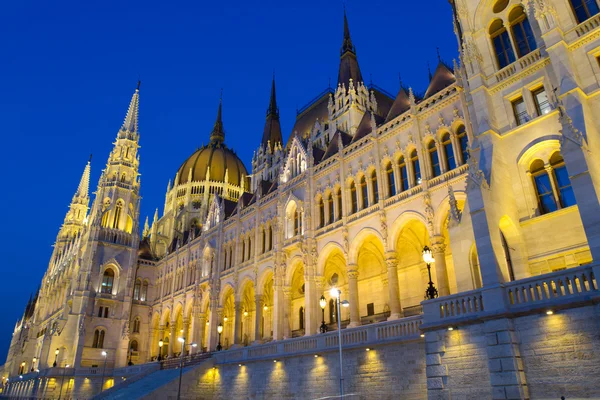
xmin=158 ymin=340 xmax=164 ymax=361
xmin=100 ymin=351 xmax=107 ymax=393
xmin=319 ymin=295 xmax=327 ymax=333
xmin=423 ymin=245 xmax=438 ymax=300
xmin=216 ymin=323 xmax=223 ymax=351
xmin=53 ymin=348 xmax=59 ymax=367
xmin=58 ymin=364 xmax=69 ymax=400
xmin=330 ymin=287 xmax=350 ymax=398
xmin=176 ymin=337 xmax=197 ymax=400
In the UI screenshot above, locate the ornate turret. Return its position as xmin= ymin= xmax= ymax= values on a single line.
xmin=56 ymin=157 xmax=91 ymax=243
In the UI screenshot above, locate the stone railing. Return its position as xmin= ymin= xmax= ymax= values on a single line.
xmin=422 ymin=288 xmax=485 ymax=324
xmin=212 ymin=315 xmax=422 ymax=365
xmin=572 ymin=13 xmax=600 ymax=38
xmin=505 ymin=264 xmax=598 ymax=311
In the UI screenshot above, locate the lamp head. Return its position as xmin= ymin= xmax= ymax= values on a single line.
xmin=217 ymin=323 xmax=223 ymax=334
xmin=422 ymin=246 xmax=434 ymax=264
xmin=158 ymin=340 xmax=164 ymax=347
xmin=191 ymin=343 xmax=198 ymax=348
xmin=243 ymin=311 xmax=248 ymax=317
xmin=55 ymin=349 xmax=59 ymax=355
xmin=101 ymin=351 xmax=107 ymax=357
xmin=32 ymin=357 xmax=36 ymax=362
xmin=319 ymin=295 xmax=326 ymax=309
xmin=329 ymin=287 xmax=340 ymax=298
xmin=341 ymin=300 xmax=350 ymax=308
xmin=178 ymin=337 xmax=185 ymax=344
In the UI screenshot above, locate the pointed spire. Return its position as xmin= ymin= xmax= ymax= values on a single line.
xmin=341 ymin=8 xmax=355 ymax=55
xmin=337 ymin=9 xmax=363 ymax=88
xmin=143 ymin=216 xmax=150 ymax=238
xmin=267 ymin=74 xmax=279 ymax=118
xmin=121 ymin=83 xmax=140 ymax=133
xmin=153 ymin=208 xmax=159 ymax=222
xmin=261 ymin=76 xmax=283 ymax=150
xmin=210 ymin=94 xmax=225 ymax=145
xmin=74 ymin=158 xmax=91 ymax=199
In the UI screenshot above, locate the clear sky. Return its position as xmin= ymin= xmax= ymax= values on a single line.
xmin=0 ymin=0 xmax=456 ymax=362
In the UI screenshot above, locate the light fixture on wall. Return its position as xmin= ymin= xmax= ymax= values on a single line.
xmin=223 ymin=316 xmax=228 ymax=322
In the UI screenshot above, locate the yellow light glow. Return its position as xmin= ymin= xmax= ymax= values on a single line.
xmin=546 ymin=310 xmax=554 ymax=315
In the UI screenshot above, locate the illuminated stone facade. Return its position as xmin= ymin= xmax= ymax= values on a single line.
xmin=4 ymin=1 xmax=600 ymax=399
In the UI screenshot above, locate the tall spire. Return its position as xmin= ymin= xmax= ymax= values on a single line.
xmin=337 ymin=10 xmax=363 ymax=87
xmin=74 ymin=157 xmax=91 ymax=199
xmin=210 ymin=95 xmax=225 ymax=145
xmin=121 ymin=83 xmax=140 ymax=133
xmin=261 ymin=76 xmax=283 ymax=150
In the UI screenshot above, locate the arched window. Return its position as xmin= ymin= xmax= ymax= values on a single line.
xmin=360 ymin=176 xmax=368 ymax=209
xmin=457 ymin=125 xmax=469 ymax=163
xmin=248 ymin=238 xmax=252 ymax=259
xmin=336 ymin=188 xmax=342 ymax=219
xmin=241 ymin=240 xmax=246 ymax=262
xmin=93 ymin=329 xmax=105 ymax=348
xmin=293 ymin=210 xmax=300 ymax=236
xmin=370 ymin=170 xmax=379 ymax=203
xmin=229 ymin=247 xmax=233 ymax=267
xmin=350 ymin=180 xmax=358 ymax=214
xmin=531 ymin=159 xmax=557 ymax=214
xmin=441 ymin=133 xmax=456 ymax=171
xmin=550 ymin=153 xmax=576 ymax=208
xmin=112 ymin=202 xmax=123 ymax=229
xmin=261 ymin=229 xmax=266 ymax=253
xmin=428 ymin=140 xmax=441 ymax=177
xmin=410 ymin=150 xmax=420 ymax=185
xmin=299 ymin=307 xmax=304 ymax=330
xmin=133 ymin=279 xmax=141 ymax=300
xmin=398 ymin=157 xmax=408 ymax=192
xmin=490 ymin=19 xmax=516 ymax=69
xmin=500 ymin=231 xmax=516 ymax=281
xmin=268 ymin=226 xmax=273 ymax=251
xmin=318 ymin=197 xmax=325 ymax=228
xmin=327 ymin=194 xmax=334 ymax=224
xmin=385 ymin=162 xmax=396 ymax=197
xmin=120 ymin=173 xmax=126 ymax=183
xmin=141 ymin=281 xmax=148 ymax=301
xmin=101 ymin=211 xmax=110 ymax=228
xmin=133 ymin=318 xmax=140 ymax=333
xmin=570 ymin=0 xmax=600 ymax=24
xmin=509 ymin=6 xmax=536 ymax=58
xmin=130 ymin=340 xmax=139 ymax=352
xmin=101 ymin=269 xmax=115 ymax=294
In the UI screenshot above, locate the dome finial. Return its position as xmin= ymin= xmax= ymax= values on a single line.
xmin=210 ymin=93 xmax=225 ymax=145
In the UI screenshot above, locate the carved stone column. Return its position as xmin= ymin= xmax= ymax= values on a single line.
xmin=254 ymin=294 xmax=263 ymax=343
xmin=347 ymin=265 xmax=361 ymax=327
xmin=283 ymin=287 xmax=292 ymax=339
xmin=385 ymin=252 xmax=403 ymax=320
xmin=431 ymin=235 xmax=450 ymax=297
xmin=233 ymin=301 xmax=242 ymax=345
xmin=168 ymin=323 xmax=175 ymax=357
xmin=182 ymin=318 xmax=190 ymax=354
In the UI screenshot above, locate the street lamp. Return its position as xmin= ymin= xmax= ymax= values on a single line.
xmin=176 ymin=337 xmax=197 ymax=400
xmin=100 ymin=351 xmax=107 ymax=393
xmin=158 ymin=340 xmax=164 ymax=361
xmin=53 ymin=348 xmax=59 ymax=367
xmin=216 ymin=323 xmax=223 ymax=351
xmin=58 ymin=364 xmax=69 ymax=400
xmin=422 ymin=246 xmax=438 ymax=300
xmin=319 ymin=295 xmax=327 ymax=333
xmin=329 ymin=287 xmax=350 ymax=398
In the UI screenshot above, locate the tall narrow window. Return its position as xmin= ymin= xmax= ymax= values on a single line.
xmin=509 ymin=7 xmax=537 ymax=57
xmin=336 ymin=188 xmax=342 ymax=220
xmin=262 ymin=229 xmax=266 ymax=253
xmin=532 ymin=87 xmax=551 ymax=116
xmin=268 ymin=226 xmax=273 ymax=251
xmin=141 ymin=281 xmax=148 ymax=301
xmin=133 ymin=319 xmax=140 ymax=333
xmin=398 ymin=157 xmax=408 ymax=192
xmin=457 ymin=125 xmax=469 ymax=163
xmin=242 ymin=241 xmax=246 ymax=262
xmin=360 ymin=176 xmax=368 ymax=209
xmin=370 ymin=170 xmax=379 ymax=203
xmin=385 ymin=162 xmax=396 ymax=197
xmin=93 ymin=330 xmax=100 ymax=348
xmin=512 ymin=97 xmax=528 ymax=126
xmin=133 ymin=280 xmax=141 ymax=300
xmin=531 ymin=159 xmax=557 ymax=214
xmin=328 ymin=194 xmax=334 ymax=224
xmin=112 ymin=202 xmax=123 ymax=229
xmin=550 ymin=153 xmax=576 ymax=208
xmin=101 ymin=269 xmax=115 ymax=294
xmin=350 ymin=181 xmax=358 ymax=214
xmin=101 ymin=211 xmax=110 ymax=228
xmin=428 ymin=140 xmax=441 ymax=177
xmin=294 ymin=210 xmax=300 ymax=236
xmin=410 ymin=150 xmax=421 ymax=185
xmin=318 ymin=197 xmax=325 ymax=228
xmin=490 ymin=19 xmax=516 ymax=69
xmin=441 ymin=133 xmax=456 ymax=170
xmin=299 ymin=307 xmax=305 ymax=330
xmin=500 ymin=231 xmax=516 ymax=281
xmin=570 ymin=0 xmax=600 ymax=24
xmin=248 ymin=238 xmax=252 ymax=259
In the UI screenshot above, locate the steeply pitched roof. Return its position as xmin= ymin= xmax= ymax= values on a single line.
xmin=261 ymin=78 xmax=283 ymax=150
xmin=288 ymin=91 xmax=331 ymax=148
xmin=386 ymin=88 xmax=411 ymax=122
xmin=338 ymin=11 xmax=363 ymax=88
xmin=424 ymin=62 xmax=456 ymax=98
xmin=321 ymin=129 xmax=353 ymax=161
xmin=352 ymin=112 xmax=384 ymax=143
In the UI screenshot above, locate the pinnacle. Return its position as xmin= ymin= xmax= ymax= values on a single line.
xmin=75 ymin=159 xmax=91 ymax=199
xmin=210 ymin=97 xmax=225 ymax=145
xmin=121 ymin=85 xmax=140 ymax=133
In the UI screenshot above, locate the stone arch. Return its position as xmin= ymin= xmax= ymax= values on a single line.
xmin=160 ymin=307 xmax=171 ymax=327
xmin=256 ymin=267 xmax=274 ymax=295
xmin=389 ymin=211 xmax=428 ymax=251
xmin=317 ymin=241 xmax=346 ymax=277
xmin=433 ymin=189 xmax=467 ymax=236
xmin=348 ymin=227 xmax=385 ymax=265
xmin=219 ymin=283 xmax=235 ymax=307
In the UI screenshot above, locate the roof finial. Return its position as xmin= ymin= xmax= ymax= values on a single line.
xmin=137 ymin=79 xmax=141 ymax=91
xmin=88 ymin=153 xmax=93 ymax=163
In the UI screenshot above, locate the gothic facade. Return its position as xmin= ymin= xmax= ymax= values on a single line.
xmin=4 ymin=0 xmax=600 ymax=397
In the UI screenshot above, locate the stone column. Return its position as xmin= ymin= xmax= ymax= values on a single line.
xmin=197 ymin=313 xmax=206 ymax=351
xmin=385 ymin=252 xmax=403 ymax=320
xmin=182 ymin=318 xmax=190 ymax=354
xmin=272 ymin=283 xmax=284 ymax=340
xmin=206 ymin=302 xmax=219 ymax=352
xmin=283 ymin=287 xmax=292 ymax=339
xmin=431 ymin=235 xmax=450 ymax=297
xmin=233 ymin=301 xmax=242 ymax=345
xmin=254 ymin=294 xmax=263 ymax=343
xmin=158 ymin=326 xmax=165 ymax=359
xmin=168 ymin=323 xmax=175 ymax=357
xmin=347 ymin=265 xmax=361 ymax=327
xmin=303 ymin=276 xmax=317 ymax=335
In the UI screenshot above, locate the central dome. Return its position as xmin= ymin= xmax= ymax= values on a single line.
xmin=176 ymin=142 xmax=248 ymax=186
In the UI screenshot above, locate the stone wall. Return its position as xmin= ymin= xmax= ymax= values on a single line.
xmin=144 ymin=340 xmax=427 ymax=400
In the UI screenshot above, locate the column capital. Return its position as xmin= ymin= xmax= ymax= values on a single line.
xmin=347 ymin=269 xmax=359 ymax=279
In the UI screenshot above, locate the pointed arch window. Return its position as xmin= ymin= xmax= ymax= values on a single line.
xmin=133 ymin=279 xmax=141 ymax=300
xmin=360 ymin=176 xmax=368 ymax=209
xmin=457 ymin=125 xmax=469 ymax=164
xmin=93 ymin=329 xmax=105 ymax=348
xmin=428 ymin=140 xmax=441 ymax=177
xmin=318 ymin=197 xmax=325 ymax=228
xmin=299 ymin=307 xmax=305 ymax=330
xmin=101 ymin=269 xmax=115 ymax=294
xmin=141 ymin=280 xmax=148 ymax=301
xmin=385 ymin=162 xmax=396 ymax=197
xmin=531 ymin=159 xmax=557 ymax=214
xmin=293 ymin=210 xmax=300 ymax=236
xmin=112 ymin=202 xmax=123 ymax=229
xmin=371 ymin=170 xmax=379 ymax=203
xmin=490 ymin=19 xmax=516 ymax=69
xmin=248 ymin=237 xmax=252 ymax=260
xmin=241 ymin=241 xmax=246 ymax=262
xmin=509 ymin=7 xmax=537 ymax=58
xmin=327 ymin=194 xmax=334 ymax=224
xmin=409 ymin=150 xmax=420 ymax=185
xmin=570 ymin=0 xmax=600 ymax=24
xmin=397 ymin=157 xmax=409 ymax=192
xmin=268 ymin=226 xmax=273 ymax=251
xmin=130 ymin=340 xmax=139 ymax=352
xmin=133 ymin=318 xmax=140 ymax=333
xmin=262 ymin=229 xmax=266 ymax=253
xmin=336 ymin=188 xmax=342 ymax=220
xmin=349 ymin=181 xmax=358 ymax=214
xmin=441 ymin=133 xmax=456 ymax=171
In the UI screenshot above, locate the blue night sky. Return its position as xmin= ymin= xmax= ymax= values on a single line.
xmin=0 ymin=0 xmax=456 ymax=361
